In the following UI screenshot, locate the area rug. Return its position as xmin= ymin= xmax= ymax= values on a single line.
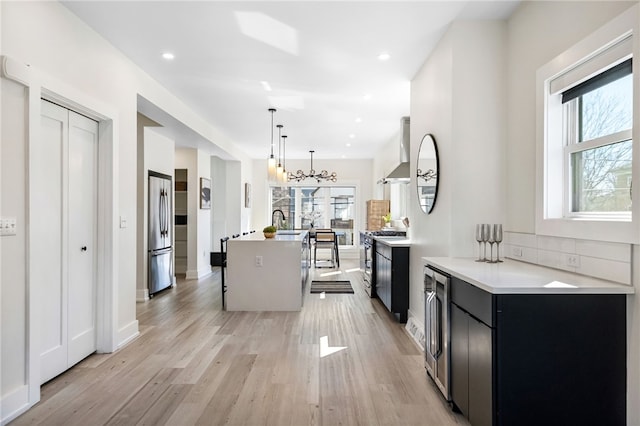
xmin=310 ymin=280 xmax=354 ymax=294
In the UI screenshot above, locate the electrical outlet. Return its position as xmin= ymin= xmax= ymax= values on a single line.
xmin=567 ymin=254 xmax=580 ymax=268
xmin=0 ymin=217 xmax=17 ymax=236
xmin=255 ymin=256 xmax=263 ymax=267
xmin=512 ymin=247 xmax=523 ymax=258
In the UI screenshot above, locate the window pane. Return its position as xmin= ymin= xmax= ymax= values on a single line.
xmin=580 ymin=73 xmax=632 ymax=142
xmin=270 ymin=186 xmax=356 ymax=246
xmin=329 ymin=187 xmax=355 ymax=245
xmin=271 ymin=187 xmax=294 ymax=229
xmin=300 ymin=187 xmax=325 ymax=229
xmin=571 ymin=139 xmax=632 ymax=212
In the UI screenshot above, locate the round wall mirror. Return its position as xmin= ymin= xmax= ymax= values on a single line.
xmin=416 ymin=134 xmax=439 ymax=214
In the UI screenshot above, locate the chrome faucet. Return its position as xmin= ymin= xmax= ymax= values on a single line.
xmin=272 ymin=209 xmax=286 ymax=229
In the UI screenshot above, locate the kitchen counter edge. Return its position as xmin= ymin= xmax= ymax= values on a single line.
xmin=422 ymin=256 xmax=634 ymax=295
xmin=372 ymin=236 xmax=411 ymax=247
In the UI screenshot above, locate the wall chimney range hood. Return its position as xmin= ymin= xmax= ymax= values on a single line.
xmin=380 ymin=116 xmax=410 ymax=184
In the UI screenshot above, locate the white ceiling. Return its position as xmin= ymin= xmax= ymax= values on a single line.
xmin=63 ymin=1 xmax=519 ymax=160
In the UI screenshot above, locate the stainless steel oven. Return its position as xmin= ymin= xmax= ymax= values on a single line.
xmin=424 ymin=265 xmax=451 ymax=401
xmin=360 ymin=232 xmax=374 ymax=297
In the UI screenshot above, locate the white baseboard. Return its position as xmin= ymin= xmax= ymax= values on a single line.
xmin=186 ymin=267 xmax=212 ymax=280
xmin=116 ymin=320 xmax=139 ymax=350
xmin=1 ymin=384 xmax=31 ymax=425
xmin=136 ymin=287 xmax=149 ymax=302
xmin=404 ymin=309 xmax=425 ymax=351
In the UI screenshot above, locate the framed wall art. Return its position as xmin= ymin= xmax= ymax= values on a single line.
xmin=200 ymin=177 xmax=211 ymax=209
xmin=245 ymin=182 xmax=252 ymax=208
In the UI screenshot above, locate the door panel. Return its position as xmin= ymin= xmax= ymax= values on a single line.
xmin=38 ymin=101 xmax=68 ymax=383
xmin=67 ymin=111 xmax=98 ymax=366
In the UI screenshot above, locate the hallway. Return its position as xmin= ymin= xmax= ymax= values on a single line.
xmin=12 ymin=261 xmax=467 ymax=425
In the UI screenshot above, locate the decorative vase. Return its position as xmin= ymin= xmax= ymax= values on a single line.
xmin=264 ymin=232 xmax=276 ymax=239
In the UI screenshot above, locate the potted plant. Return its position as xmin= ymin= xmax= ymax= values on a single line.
xmin=382 ymin=212 xmax=392 ymax=228
xmin=263 ymin=225 xmax=277 ymax=239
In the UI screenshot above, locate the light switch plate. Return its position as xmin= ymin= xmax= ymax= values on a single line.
xmin=119 ymin=216 xmax=127 ymax=229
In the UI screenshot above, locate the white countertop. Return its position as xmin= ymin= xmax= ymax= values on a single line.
xmin=423 ymin=257 xmax=634 ymax=295
xmin=373 ymin=236 xmax=411 ymax=247
xmin=233 ymin=230 xmax=309 ymax=242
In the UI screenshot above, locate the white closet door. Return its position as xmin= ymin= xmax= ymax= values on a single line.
xmin=38 ymin=100 xmax=68 ymax=383
xmin=38 ymin=100 xmax=98 ymax=384
xmin=67 ymin=110 xmax=98 ymax=366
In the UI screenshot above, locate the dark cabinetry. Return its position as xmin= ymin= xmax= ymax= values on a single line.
xmin=449 ymin=276 xmax=626 ymax=426
xmin=373 ymin=241 xmax=409 ymax=322
xmin=451 ymin=277 xmax=493 ymax=426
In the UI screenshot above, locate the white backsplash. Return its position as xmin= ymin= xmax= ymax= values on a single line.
xmin=503 ymin=232 xmax=631 ymax=284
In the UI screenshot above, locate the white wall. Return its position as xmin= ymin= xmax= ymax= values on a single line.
xmin=211 ymin=156 xmax=228 ymax=249
xmin=1 ymin=78 xmax=28 ymax=406
xmin=407 ymin=19 xmax=507 ymax=365
xmin=227 ymin=161 xmax=243 ymax=237
xmin=196 ymin=150 xmax=212 ymax=277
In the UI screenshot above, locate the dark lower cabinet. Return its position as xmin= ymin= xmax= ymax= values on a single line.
xmin=450 ymin=276 xmax=626 ymax=426
xmin=373 ymin=241 xmax=409 ymax=322
xmin=451 ymin=303 xmax=493 ymax=426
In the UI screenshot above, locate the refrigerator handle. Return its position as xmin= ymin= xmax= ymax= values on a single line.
xmin=165 ymin=188 xmax=170 ymax=237
xmin=162 ymin=189 xmax=167 ymax=237
xmin=160 ymin=189 xmax=166 ymax=237
xmin=159 ymin=189 xmax=163 ymax=237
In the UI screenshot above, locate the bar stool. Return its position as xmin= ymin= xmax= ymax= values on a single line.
xmin=220 ymin=236 xmax=230 ymax=309
xmin=314 ymin=230 xmax=339 ymax=268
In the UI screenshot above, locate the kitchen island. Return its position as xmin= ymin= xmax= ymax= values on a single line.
xmin=423 ymin=257 xmax=633 ymax=426
xmin=226 ymin=231 xmax=310 ymax=311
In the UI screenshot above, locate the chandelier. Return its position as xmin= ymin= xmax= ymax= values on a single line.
xmin=287 ymin=150 xmax=337 ymax=183
xmin=267 ymin=108 xmax=277 ymax=182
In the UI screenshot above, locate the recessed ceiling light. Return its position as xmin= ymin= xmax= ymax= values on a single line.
xmin=363 ymin=94 xmax=372 ymax=101
xmin=349 ymin=134 xmax=355 ymax=139
xmin=378 ymin=52 xmax=390 ymax=61
xmin=346 ymin=143 xmax=351 ymax=147
xmin=355 ymin=117 xmax=362 ymax=123
xmin=260 ymin=81 xmax=272 ymax=91
xmin=341 ymin=155 xmax=346 ymax=159
xmin=162 ymin=52 xmax=175 ymax=60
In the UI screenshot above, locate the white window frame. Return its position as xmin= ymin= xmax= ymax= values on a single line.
xmin=536 ymin=5 xmax=640 ymax=244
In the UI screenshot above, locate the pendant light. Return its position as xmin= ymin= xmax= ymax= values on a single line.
xmin=281 ymin=134 xmax=288 ymax=184
xmin=276 ymin=124 xmax=284 ymax=183
xmin=267 ymin=108 xmax=277 ymax=182
xmin=287 ymin=150 xmax=338 ymax=183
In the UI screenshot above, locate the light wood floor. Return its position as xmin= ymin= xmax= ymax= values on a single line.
xmin=12 ymin=259 xmax=469 ymax=426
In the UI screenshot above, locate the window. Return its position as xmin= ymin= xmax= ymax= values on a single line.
xmin=563 ymin=59 xmax=633 ymax=215
xmin=270 ymin=186 xmax=356 ymax=247
xmin=536 ymin=5 xmax=639 ymax=243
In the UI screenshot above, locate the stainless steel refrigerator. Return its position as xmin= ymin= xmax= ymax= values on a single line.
xmin=148 ymin=171 xmax=173 ymax=296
